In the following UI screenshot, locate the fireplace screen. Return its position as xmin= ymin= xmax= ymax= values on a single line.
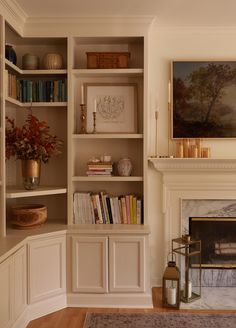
xmin=189 ymin=217 xmax=236 ymax=268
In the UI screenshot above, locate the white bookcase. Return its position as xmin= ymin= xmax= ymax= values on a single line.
xmin=0 ymin=22 xmax=148 ymax=233
xmin=0 ymin=15 xmax=152 ymax=312
xmin=68 ymin=36 xmax=146 ymax=226
xmin=2 ymin=22 xmax=68 ymax=236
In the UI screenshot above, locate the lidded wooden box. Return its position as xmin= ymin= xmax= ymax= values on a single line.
xmin=86 ymin=52 xmax=130 ymax=69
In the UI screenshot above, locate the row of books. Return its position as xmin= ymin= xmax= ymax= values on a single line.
xmin=86 ymin=161 xmax=113 ymax=176
xmin=7 ymin=72 xmax=67 ymax=102
xmin=73 ymin=191 xmax=143 ymax=225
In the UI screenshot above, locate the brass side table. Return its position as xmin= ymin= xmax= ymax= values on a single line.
xmin=172 ymin=236 xmax=201 ymax=303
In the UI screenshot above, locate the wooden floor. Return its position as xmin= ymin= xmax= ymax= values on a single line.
xmin=26 ymin=287 xmax=235 ymax=328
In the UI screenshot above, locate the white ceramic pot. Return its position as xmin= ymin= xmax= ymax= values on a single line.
xmin=22 ymin=53 xmax=39 ymax=70
xmin=117 ymin=158 xmax=133 ymax=176
xmin=43 ymin=53 xmax=63 ymax=69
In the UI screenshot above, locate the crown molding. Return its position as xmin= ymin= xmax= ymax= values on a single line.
xmin=23 ymin=16 xmax=155 ymax=37
xmin=25 ymin=16 xmax=155 ymax=25
xmin=152 ymin=22 xmax=236 ymax=35
xmin=0 ymin=0 xmax=27 ymax=34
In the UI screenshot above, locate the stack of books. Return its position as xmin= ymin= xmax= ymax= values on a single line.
xmin=73 ymin=191 xmax=143 ymax=225
xmin=86 ymin=161 xmax=113 ymax=176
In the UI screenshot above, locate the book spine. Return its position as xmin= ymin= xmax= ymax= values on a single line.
xmin=125 ymin=195 xmax=131 ymax=224
xmin=106 ymin=197 xmax=113 ymax=224
xmin=91 ymin=194 xmax=100 ymax=224
xmin=121 ymin=197 xmax=127 ymax=224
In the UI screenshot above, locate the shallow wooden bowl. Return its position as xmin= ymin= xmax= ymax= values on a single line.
xmin=11 ymin=204 xmax=47 ymax=229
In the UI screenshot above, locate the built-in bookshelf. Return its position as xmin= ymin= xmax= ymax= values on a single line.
xmin=69 ymin=36 xmax=146 ymax=226
xmin=2 ymin=22 xmax=68 ymax=235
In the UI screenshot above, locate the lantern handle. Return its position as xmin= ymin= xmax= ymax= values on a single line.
xmin=167 ymin=252 xmax=176 ymax=263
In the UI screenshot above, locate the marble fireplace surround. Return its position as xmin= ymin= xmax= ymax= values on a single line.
xmin=150 ymin=158 xmax=236 ymax=287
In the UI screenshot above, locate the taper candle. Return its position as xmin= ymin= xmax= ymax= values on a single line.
xmin=81 ymin=84 xmax=84 ymax=104
xmin=94 ymin=98 xmax=97 ymax=113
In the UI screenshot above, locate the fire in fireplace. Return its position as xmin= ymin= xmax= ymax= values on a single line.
xmin=189 ymin=217 xmax=236 ymax=268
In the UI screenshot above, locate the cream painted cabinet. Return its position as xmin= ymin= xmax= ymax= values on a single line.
xmin=109 ymin=236 xmax=145 ymax=293
xmin=72 ymin=236 xmax=108 ymax=293
xmin=28 ymin=235 xmax=66 ymax=304
xmin=13 ymin=245 xmax=27 ymax=321
xmin=0 ymin=245 xmax=27 ymax=328
xmin=0 ymin=256 xmax=12 ymax=328
xmin=72 ymin=233 xmax=147 ymax=294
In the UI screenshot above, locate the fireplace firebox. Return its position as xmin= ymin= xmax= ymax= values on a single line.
xmin=189 ymin=217 xmax=236 ymax=268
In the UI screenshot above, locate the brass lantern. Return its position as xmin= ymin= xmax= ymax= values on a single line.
xmin=162 ymin=253 xmax=180 ymax=309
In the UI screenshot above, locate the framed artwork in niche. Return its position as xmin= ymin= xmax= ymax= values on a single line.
xmin=171 ymin=60 xmax=236 ymax=138
xmin=85 ymin=83 xmax=138 ymax=133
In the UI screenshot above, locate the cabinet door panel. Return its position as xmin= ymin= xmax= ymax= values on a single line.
xmin=28 ymin=236 xmax=66 ymax=303
xmin=0 ymin=257 xmax=12 ymax=328
xmin=13 ymin=246 xmax=27 ymax=320
xmin=109 ymin=236 xmax=145 ymax=292
xmin=72 ymin=236 xmax=108 ymax=293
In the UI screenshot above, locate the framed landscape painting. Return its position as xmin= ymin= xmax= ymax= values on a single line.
xmin=172 ymin=61 xmax=236 ymax=138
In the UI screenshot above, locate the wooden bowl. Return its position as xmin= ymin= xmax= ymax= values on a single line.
xmin=11 ymin=204 xmax=47 ymax=229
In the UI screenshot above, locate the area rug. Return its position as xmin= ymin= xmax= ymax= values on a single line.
xmin=83 ymin=312 xmax=236 ymax=328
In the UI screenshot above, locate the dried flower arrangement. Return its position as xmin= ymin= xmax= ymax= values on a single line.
xmin=5 ymin=113 xmax=63 ymax=163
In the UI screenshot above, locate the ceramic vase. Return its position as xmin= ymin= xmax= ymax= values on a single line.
xmin=5 ymin=44 xmax=17 ymax=65
xmin=117 ymin=158 xmax=133 ymax=176
xmin=22 ymin=53 xmax=39 ymax=69
xmin=43 ymin=53 xmax=63 ymax=69
xmin=21 ymin=159 xmax=41 ymax=190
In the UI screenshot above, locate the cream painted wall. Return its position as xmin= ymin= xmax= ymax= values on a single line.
xmin=147 ymin=24 xmax=236 ymax=286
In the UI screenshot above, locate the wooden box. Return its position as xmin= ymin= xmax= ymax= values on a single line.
xmin=86 ymin=52 xmax=130 ymax=69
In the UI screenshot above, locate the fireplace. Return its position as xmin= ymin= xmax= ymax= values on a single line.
xmin=189 ymin=217 xmax=236 ymax=269
xmin=149 ymin=157 xmax=236 ymax=287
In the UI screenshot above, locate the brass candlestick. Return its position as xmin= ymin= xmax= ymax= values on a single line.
xmin=79 ymin=104 xmax=87 ymax=134
xmin=92 ymin=111 xmax=97 ymax=133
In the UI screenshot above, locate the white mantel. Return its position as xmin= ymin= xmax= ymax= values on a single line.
xmin=149 ymin=157 xmax=236 ymax=258
xmin=149 ymin=157 xmax=236 ymax=172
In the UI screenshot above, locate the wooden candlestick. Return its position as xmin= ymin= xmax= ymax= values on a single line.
xmin=79 ymin=104 xmax=87 ymax=134
xmin=92 ymin=111 xmax=96 ymax=133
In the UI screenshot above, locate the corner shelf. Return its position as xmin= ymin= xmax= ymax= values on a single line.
xmin=6 ymin=97 xmax=67 ymax=108
xmin=6 ymin=186 xmax=67 ymax=199
xmin=5 ymin=59 xmax=67 ymax=75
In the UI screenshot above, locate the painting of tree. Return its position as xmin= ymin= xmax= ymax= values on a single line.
xmin=172 ymin=61 xmax=236 ymax=138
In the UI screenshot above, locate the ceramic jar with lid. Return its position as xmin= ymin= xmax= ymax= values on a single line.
xmin=43 ymin=53 xmax=63 ymax=69
xmin=117 ymin=158 xmax=133 ymax=176
xmin=22 ymin=53 xmax=39 ymax=70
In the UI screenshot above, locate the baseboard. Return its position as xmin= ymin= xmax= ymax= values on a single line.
xmin=67 ymin=293 xmax=153 ymax=308
xmin=28 ymin=294 xmax=67 ymax=322
xmin=11 ymin=308 xmax=29 ymax=328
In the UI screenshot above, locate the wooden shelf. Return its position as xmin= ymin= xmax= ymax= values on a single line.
xmin=72 ymin=68 xmax=143 ymax=77
xmin=6 ymin=186 xmax=67 ymax=199
xmin=5 ymin=59 xmax=67 ymax=75
xmin=72 ymin=176 xmax=143 ymax=182
xmin=6 ymin=97 xmax=67 ymax=108
xmin=72 ymin=133 xmax=143 ymax=139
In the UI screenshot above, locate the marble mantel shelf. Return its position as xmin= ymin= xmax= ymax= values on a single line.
xmin=148 ymin=157 xmax=236 ymax=172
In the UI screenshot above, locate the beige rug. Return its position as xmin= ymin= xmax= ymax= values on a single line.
xmin=83 ymin=312 xmax=236 ymax=328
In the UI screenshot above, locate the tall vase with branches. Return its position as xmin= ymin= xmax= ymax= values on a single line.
xmin=5 ymin=112 xmax=63 ymax=190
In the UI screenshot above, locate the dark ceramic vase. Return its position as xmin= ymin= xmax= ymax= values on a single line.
xmin=5 ymin=44 xmax=17 ymax=65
